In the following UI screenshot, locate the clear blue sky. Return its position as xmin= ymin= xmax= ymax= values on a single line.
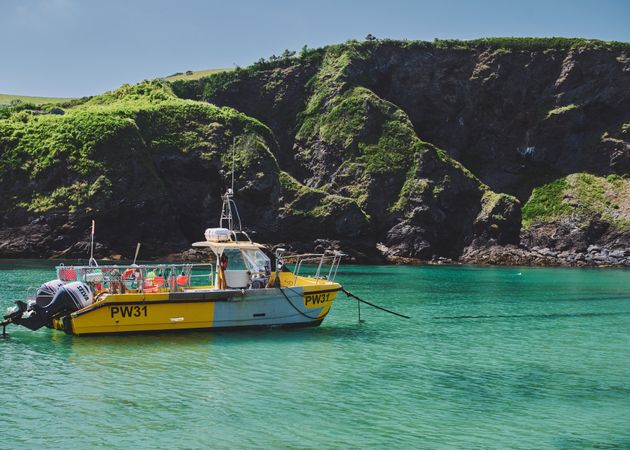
xmin=1 ymin=0 xmax=628 ymax=98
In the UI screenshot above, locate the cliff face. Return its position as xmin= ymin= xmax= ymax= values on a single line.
xmin=1 ymin=38 xmax=629 ymax=264
xmin=0 ymin=84 xmax=281 ymax=257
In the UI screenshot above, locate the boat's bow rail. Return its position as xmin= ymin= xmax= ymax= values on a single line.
xmin=277 ymin=252 xmax=344 ymax=286
xmin=55 ymin=263 xmax=215 ymax=294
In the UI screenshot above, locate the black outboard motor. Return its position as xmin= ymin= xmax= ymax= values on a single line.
xmin=29 ymin=279 xmax=65 ymax=307
xmin=4 ymin=282 xmax=93 ymax=331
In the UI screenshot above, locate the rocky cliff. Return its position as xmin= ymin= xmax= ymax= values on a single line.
xmin=1 ymin=38 xmax=629 ymax=265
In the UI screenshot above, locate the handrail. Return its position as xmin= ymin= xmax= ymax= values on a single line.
xmin=55 ymin=262 xmax=216 ymax=294
xmin=280 ymin=252 xmax=344 ymax=285
xmin=52 ymin=253 xmax=342 ymax=293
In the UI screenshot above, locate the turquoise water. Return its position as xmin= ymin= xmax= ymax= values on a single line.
xmin=1 ymin=261 xmax=629 ymax=449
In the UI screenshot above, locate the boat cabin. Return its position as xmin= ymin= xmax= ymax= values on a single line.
xmin=192 ymin=227 xmax=272 ymax=289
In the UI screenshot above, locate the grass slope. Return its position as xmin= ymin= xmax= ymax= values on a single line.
xmin=0 ymin=69 xmax=233 ymax=106
xmin=164 ymin=68 xmax=233 ymax=81
xmin=0 ymin=93 xmax=73 ymax=105
xmin=522 ymin=173 xmax=630 ymax=229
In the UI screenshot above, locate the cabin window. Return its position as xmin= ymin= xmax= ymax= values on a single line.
xmin=242 ymin=249 xmax=271 ymax=274
xmin=221 ymin=248 xmax=248 ymax=270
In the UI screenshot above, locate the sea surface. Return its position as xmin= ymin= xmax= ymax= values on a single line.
xmin=0 ymin=260 xmax=629 ymax=449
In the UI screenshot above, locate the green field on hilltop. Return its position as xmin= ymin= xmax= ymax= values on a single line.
xmin=164 ymin=68 xmax=233 ymax=81
xmin=0 ymin=93 xmax=73 ymax=105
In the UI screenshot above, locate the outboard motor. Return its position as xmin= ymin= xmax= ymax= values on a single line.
xmin=4 ymin=282 xmax=93 ymax=331
xmin=28 ymin=279 xmax=65 ymax=308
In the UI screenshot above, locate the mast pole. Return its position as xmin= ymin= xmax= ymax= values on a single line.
xmin=231 ymin=137 xmax=235 ymax=196
xmin=89 ymin=220 xmax=97 ymax=267
xmin=219 ymin=138 xmax=244 ymax=233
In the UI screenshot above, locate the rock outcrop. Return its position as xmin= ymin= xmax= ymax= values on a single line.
xmin=1 ymin=38 xmax=629 ymax=264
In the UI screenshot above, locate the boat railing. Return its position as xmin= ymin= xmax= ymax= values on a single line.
xmin=229 ymin=229 xmax=253 ymax=243
xmin=55 ymin=263 xmax=215 ymax=294
xmin=278 ymin=252 xmax=343 ymax=286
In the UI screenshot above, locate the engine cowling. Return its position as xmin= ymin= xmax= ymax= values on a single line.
xmin=11 ymin=282 xmax=93 ymax=331
xmin=30 ymin=279 xmax=65 ymax=307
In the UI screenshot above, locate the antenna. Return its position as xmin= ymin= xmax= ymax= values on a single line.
xmin=220 ymin=191 xmax=242 ymax=231
xmin=133 ymin=242 xmax=141 ymax=265
xmin=88 ymin=220 xmax=97 ymax=267
xmin=231 ymin=137 xmax=235 ymax=195
xmin=219 ymin=138 xmax=243 ymax=232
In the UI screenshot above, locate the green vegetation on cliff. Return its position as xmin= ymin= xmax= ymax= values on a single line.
xmin=546 ymin=104 xmax=578 ymax=119
xmin=278 ymin=171 xmax=365 ymax=220
xmin=1 ymin=36 xmax=628 ymax=259
xmin=171 ymin=38 xmax=630 ymax=101
xmin=522 ymin=174 xmax=630 ymax=229
xmin=521 ymin=178 xmax=571 ymax=227
xmin=0 ymin=81 xmax=278 ymax=216
xmin=174 ymin=36 xmax=621 ymax=253
xmin=427 ymin=37 xmax=629 ymax=51
xmin=298 ymin=86 xmax=424 ymax=175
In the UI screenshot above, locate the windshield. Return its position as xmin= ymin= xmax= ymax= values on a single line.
xmin=242 ymin=249 xmax=271 ymax=273
xmin=221 ymin=248 xmax=248 ymax=270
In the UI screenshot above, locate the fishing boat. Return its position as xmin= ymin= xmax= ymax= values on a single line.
xmin=1 ymin=188 xmax=344 ymax=336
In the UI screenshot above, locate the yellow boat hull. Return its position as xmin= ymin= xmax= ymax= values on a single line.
xmin=52 ymin=279 xmax=340 ymax=336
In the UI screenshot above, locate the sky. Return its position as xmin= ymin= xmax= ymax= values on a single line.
xmin=1 ymin=0 xmax=629 ymax=98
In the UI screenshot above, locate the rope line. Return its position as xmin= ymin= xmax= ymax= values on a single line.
xmin=280 ymin=282 xmax=410 ymax=321
xmin=341 ymin=288 xmax=411 ymax=319
xmin=278 ymin=286 xmax=321 ymax=320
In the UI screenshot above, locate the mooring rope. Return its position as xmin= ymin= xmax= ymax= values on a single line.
xmin=280 ymin=283 xmax=411 ymax=321
xmin=278 ymin=286 xmax=321 ymax=320
xmin=341 ymin=288 xmax=411 ymax=319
